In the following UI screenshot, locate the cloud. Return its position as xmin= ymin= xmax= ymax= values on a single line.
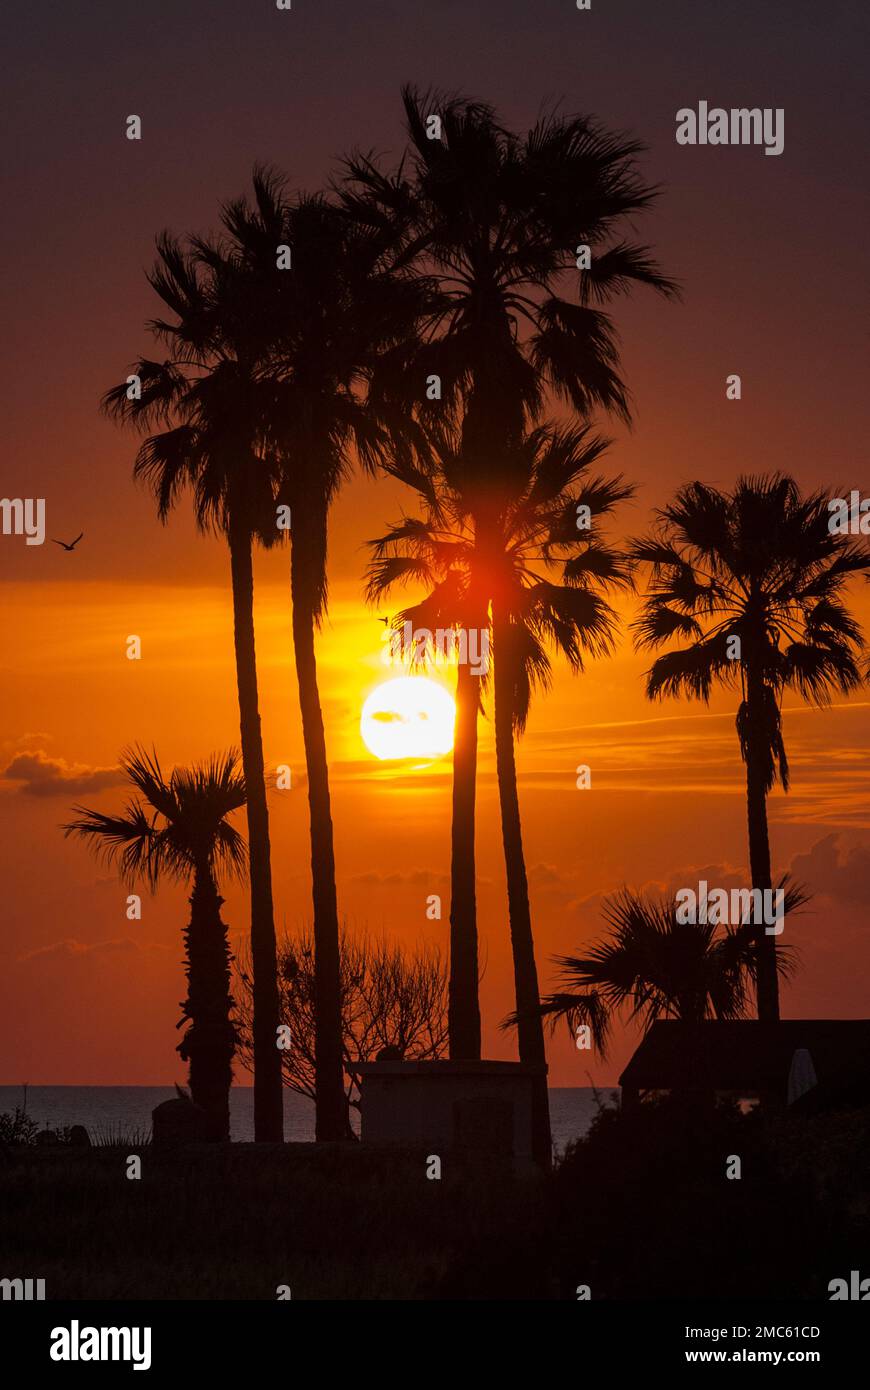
xmin=789 ymin=834 xmax=870 ymax=906
xmin=528 ymin=863 xmax=564 ymax=886
xmin=17 ymin=937 xmax=169 ymax=962
xmin=8 ymin=731 xmax=52 ymax=751
xmin=1 ymin=749 xmax=124 ymax=798
xmin=555 ymin=841 xmax=870 ymax=944
xmin=348 ymin=867 xmax=496 ymax=889
xmin=350 ymin=867 xmax=448 ymax=887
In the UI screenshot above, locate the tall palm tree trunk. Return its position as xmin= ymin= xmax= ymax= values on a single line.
xmin=180 ymin=864 xmax=236 ymax=1141
xmin=448 ymin=657 xmax=482 ymax=1058
xmin=745 ymin=695 xmax=779 ymax=1022
xmin=228 ymin=519 xmax=283 ymax=1141
xmin=290 ymin=540 xmax=346 ymax=1142
xmin=492 ymin=610 xmax=552 ymax=1168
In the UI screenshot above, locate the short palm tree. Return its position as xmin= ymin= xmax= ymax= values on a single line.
xmin=369 ymin=420 xmax=633 ymax=1165
xmin=63 ymin=748 xmax=246 ymax=1141
xmin=103 ymin=218 xmax=284 ymax=1140
xmin=631 ymin=475 xmax=870 ymax=1020
xmin=344 ymin=88 xmax=675 ymax=1076
xmin=517 ymin=886 xmax=804 ymax=1055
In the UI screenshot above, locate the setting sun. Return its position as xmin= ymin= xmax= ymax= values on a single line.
xmin=360 ymin=676 xmax=456 ymax=761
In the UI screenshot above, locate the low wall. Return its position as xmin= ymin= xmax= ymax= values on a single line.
xmin=355 ymin=1059 xmax=546 ymax=1168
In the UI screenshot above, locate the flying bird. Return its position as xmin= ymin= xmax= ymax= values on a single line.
xmin=51 ymin=532 xmax=84 ymax=551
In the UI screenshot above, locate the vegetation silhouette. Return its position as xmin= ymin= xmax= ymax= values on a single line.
xmin=631 ymin=475 xmax=870 ymax=1020
xmin=214 ymin=174 xmax=430 ymax=1139
xmin=344 ymin=86 xmax=677 ymax=1154
xmin=507 ymin=883 xmax=807 ymax=1058
xmin=63 ymin=748 xmax=245 ymax=1141
xmin=81 ymin=88 xmax=870 ymax=1175
xmin=235 ymin=926 xmax=448 ymax=1136
xmin=103 ymin=234 xmax=284 ymax=1141
xmin=368 ymin=418 xmax=633 ymax=1163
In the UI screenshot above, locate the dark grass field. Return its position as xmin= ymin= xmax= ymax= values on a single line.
xmin=0 ymin=1143 xmax=553 ymax=1300
xmin=4 ymin=1099 xmax=869 ymax=1300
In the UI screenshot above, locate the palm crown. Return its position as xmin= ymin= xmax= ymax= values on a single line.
xmin=367 ymin=420 xmax=634 ymax=727
xmin=341 ymin=87 xmax=678 ymax=504
xmin=63 ymin=747 xmax=247 ymax=890
xmin=216 ymin=179 xmax=428 ymax=619
xmin=102 ymin=200 xmax=283 ymax=540
xmin=631 ymin=475 xmax=870 ymax=791
xmin=522 ymin=886 xmax=805 ymax=1057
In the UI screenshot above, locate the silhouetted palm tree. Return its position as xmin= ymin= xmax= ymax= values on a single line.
xmin=343 ymin=87 xmax=676 ymax=1071
xmin=103 ymin=225 xmax=283 ymax=1140
xmin=631 ymin=475 xmax=870 ymax=1020
xmin=63 ymin=748 xmax=246 ymax=1140
xmin=513 ymin=885 xmax=804 ymax=1054
xmin=342 ymin=88 xmax=678 ymax=465
xmin=490 ymin=426 xmax=632 ymax=1164
xmin=369 ymin=420 xmax=633 ymax=1164
xmin=220 ymin=176 xmax=428 ymax=1139
xmin=366 ymin=418 xmax=484 ymax=1060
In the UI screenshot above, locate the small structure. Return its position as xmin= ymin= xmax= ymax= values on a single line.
xmin=355 ymin=1059 xmax=545 ymax=1170
xmin=152 ymin=1095 xmax=211 ymax=1145
xmin=619 ymin=1020 xmax=870 ymax=1113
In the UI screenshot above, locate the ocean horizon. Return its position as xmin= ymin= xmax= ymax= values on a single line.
xmin=0 ymin=1084 xmax=617 ymax=1153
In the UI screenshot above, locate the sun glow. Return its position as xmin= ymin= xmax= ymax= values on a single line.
xmin=360 ymin=676 xmax=456 ymax=761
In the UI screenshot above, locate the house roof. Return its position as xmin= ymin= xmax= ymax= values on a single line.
xmin=618 ymin=1020 xmax=870 ymax=1097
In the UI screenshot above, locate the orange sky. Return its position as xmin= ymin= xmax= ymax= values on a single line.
xmin=3 ymin=547 xmax=870 ymax=1087
xmin=2 ymin=0 xmax=869 ymax=1088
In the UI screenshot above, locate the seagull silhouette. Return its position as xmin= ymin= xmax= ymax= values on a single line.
xmin=51 ymin=532 xmax=84 ymax=551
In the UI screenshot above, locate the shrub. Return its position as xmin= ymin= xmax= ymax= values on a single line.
xmin=0 ymin=1107 xmax=39 ymax=1146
